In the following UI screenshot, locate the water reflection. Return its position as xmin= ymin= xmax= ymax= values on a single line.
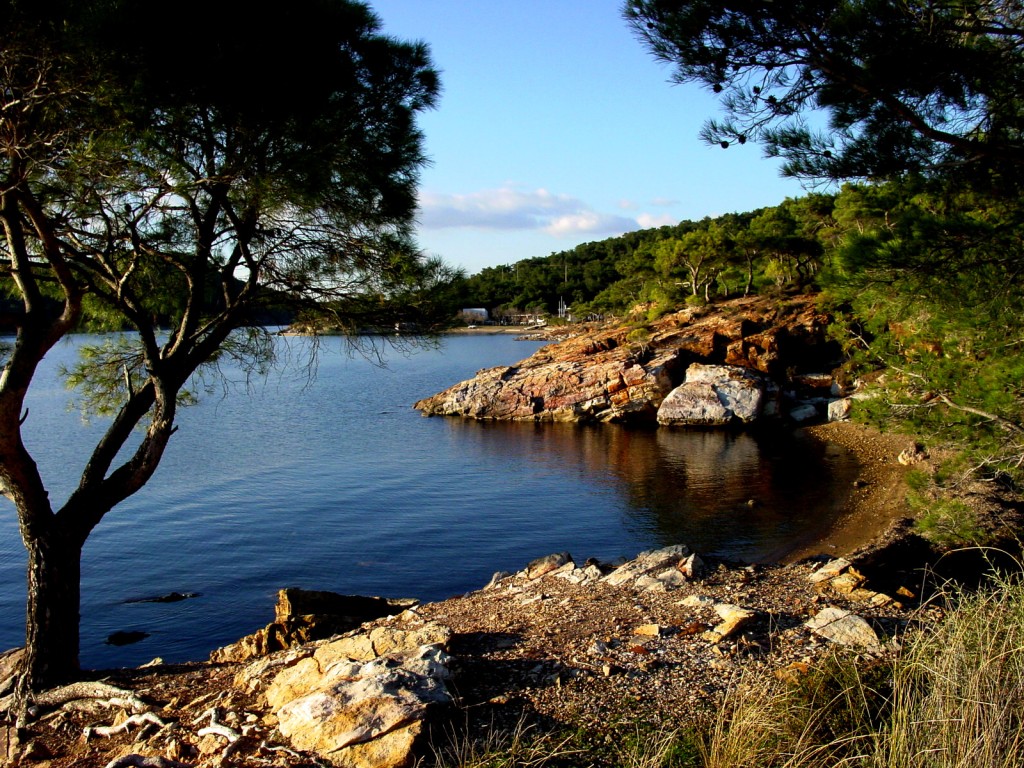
xmin=441 ymin=420 xmax=859 ymax=562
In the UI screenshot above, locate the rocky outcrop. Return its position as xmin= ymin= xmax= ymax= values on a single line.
xmin=236 ymin=621 xmax=453 ymax=768
xmin=211 ymin=588 xmax=419 ymax=663
xmin=413 ymin=342 xmax=673 ymax=422
xmin=415 ymin=295 xmax=844 ymax=424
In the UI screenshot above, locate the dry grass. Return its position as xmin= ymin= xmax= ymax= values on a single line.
xmin=432 ymin=716 xmax=582 ymax=768
xmin=874 ymin=569 xmax=1024 ymax=768
xmin=698 ymin=560 xmax=1024 ymax=768
xmin=615 ymin=725 xmax=687 ymax=768
xmin=699 ymin=668 xmax=877 ymax=768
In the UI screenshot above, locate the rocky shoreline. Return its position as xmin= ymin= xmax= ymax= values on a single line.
xmin=0 ymin=485 xmax=940 ymax=768
xmin=0 ymin=414 xmax=954 ymax=768
xmin=6 ymin=295 xmax=1020 ymax=767
xmin=415 ymin=295 xmax=852 ymax=426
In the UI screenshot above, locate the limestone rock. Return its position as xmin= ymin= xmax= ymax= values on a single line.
xmin=866 ymin=591 xmax=894 ymax=607
xmin=827 ymin=397 xmax=852 ymax=422
xmin=413 ymin=349 xmax=672 ymax=423
xmin=365 ymin=625 xmax=453 ymax=660
xmin=898 ymin=443 xmax=928 ymax=465
xmin=806 ymin=607 xmax=882 ymax=651
xmin=633 ymin=624 xmax=666 ymax=637
xmin=808 ymin=558 xmax=851 ymax=584
xmin=275 ymin=661 xmax=450 ymax=767
xmin=312 ymin=625 xmax=453 ymax=670
xmin=0 ymin=648 xmax=25 ymax=699
xmin=830 ymin=569 xmax=866 ymax=595
xmin=603 ymin=544 xmax=690 ymax=587
xmin=244 ymin=623 xmax=454 ymax=768
xmin=212 ymin=589 xmax=419 ymax=663
xmin=680 ymin=594 xmax=714 ymax=608
xmin=333 ymin=723 xmax=423 ymax=768
xmin=636 ymin=568 xmax=688 ymax=592
xmin=657 ymin=364 xmax=766 ymax=426
xmin=525 ymin=552 xmax=573 ymax=579
xmin=703 ymin=603 xmax=755 ymax=642
xmin=678 ymin=553 xmax=706 ymax=580
xmin=657 ymin=381 xmax=731 ymax=425
xmin=484 ymin=571 xmax=512 ymax=590
xmin=554 ymin=564 xmax=604 ymax=585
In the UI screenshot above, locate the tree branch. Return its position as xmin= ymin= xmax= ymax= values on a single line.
xmin=936 ymin=393 xmax=1024 ymax=434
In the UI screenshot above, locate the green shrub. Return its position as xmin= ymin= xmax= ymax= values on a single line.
xmin=626 ymin=327 xmax=652 ymax=346
xmin=913 ymin=498 xmax=987 ymax=547
xmin=904 ymin=468 xmax=930 ymax=493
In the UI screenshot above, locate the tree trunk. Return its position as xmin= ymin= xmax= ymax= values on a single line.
xmin=22 ymin=530 xmax=83 ymax=690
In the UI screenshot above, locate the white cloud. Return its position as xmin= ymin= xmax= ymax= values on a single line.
xmin=418 ymin=185 xmax=640 ymax=238
xmin=418 ymin=187 xmax=573 ymax=230
xmin=544 ymin=211 xmax=636 ymax=237
xmin=636 ymin=212 xmax=678 ymax=228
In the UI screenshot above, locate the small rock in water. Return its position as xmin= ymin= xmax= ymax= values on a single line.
xmin=125 ymin=591 xmax=201 ymax=604
xmin=106 ymin=630 xmax=150 ymax=646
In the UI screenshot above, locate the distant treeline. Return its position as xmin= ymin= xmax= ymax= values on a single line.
xmin=444 ymin=187 xmax=852 ymax=320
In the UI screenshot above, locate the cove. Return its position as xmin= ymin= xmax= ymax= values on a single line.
xmin=0 ymin=333 xmax=857 ymax=670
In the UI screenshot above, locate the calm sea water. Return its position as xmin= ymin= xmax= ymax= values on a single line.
xmin=0 ymin=333 xmax=857 ymax=669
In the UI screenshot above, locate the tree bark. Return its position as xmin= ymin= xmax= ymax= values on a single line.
xmin=21 ymin=529 xmax=83 ymax=689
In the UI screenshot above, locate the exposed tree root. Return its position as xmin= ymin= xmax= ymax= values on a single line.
xmin=197 ymin=722 xmax=240 ymax=743
xmin=103 ymin=755 xmax=193 ymax=768
xmin=84 ymin=712 xmax=167 ymax=740
xmin=35 ymin=681 xmax=148 ymax=714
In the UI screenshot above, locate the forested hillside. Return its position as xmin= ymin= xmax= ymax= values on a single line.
xmin=449 ymin=192 xmax=832 ymax=320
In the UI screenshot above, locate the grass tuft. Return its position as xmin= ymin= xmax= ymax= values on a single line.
xmin=433 ymin=716 xmax=582 ymax=768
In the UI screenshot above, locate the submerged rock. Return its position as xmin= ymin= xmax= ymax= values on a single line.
xmin=124 ymin=591 xmax=201 ymax=604
xmin=106 ymin=630 xmax=150 ymax=646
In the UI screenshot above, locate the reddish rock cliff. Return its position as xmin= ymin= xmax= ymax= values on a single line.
xmin=414 ymin=295 xmax=841 ymax=424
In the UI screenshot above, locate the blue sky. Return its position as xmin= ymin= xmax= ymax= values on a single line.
xmin=373 ymin=0 xmax=809 ymax=275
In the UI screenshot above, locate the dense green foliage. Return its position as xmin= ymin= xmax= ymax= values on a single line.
xmin=452 ymin=171 xmax=1024 ymax=487
xmin=624 ymin=0 xmax=1024 ymax=186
